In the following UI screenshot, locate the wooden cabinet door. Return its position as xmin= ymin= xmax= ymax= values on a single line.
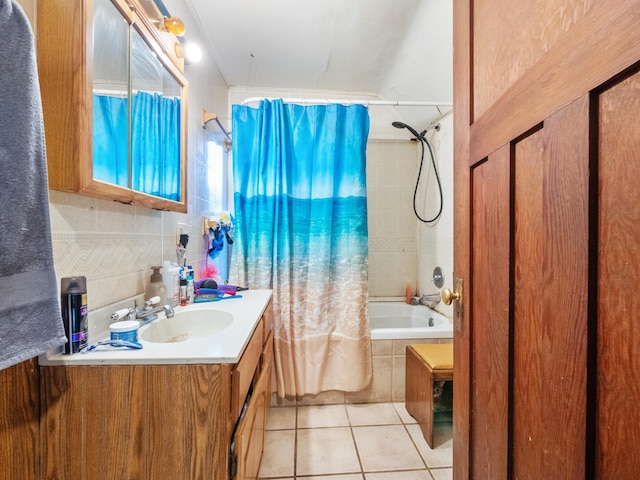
xmin=233 ymin=334 xmax=273 ymax=480
xmin=453 ymin=0 xmax=640 ymax=478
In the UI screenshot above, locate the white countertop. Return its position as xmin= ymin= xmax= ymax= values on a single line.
xmin=39 ymin=289 xmax=272 ymax=366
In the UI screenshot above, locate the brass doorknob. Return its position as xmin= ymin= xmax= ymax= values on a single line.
xmin=441 ymin=288 xmax=460 ymax=305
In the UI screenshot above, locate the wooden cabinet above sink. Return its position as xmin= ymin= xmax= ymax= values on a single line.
xmin=37 ymin=0 xmax=188 ymax=212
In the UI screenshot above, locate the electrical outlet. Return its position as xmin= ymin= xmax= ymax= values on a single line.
xmin=175 ymin=222 xmax=189 ymax=245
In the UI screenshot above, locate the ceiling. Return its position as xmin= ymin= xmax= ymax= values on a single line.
xmin=182 ymin=0 xmax=452 ymax=130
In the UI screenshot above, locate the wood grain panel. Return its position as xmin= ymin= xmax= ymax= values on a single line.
xmin=232 ymin=320 xmax=264 ymax=420
xmin=36 ymin=0 xmax=92 ymax=192
xmin=40 ymin=365 xmax=147 ymax=479
xmin=512 ymin=96 xmax=589 ymax=478
xmin=513 ymin=129 xmax=545 ymax=478
xmin=452 ymin=0 xmax=472 ymax=475
xmin=84 ymin=366 xmax=147 ymax=479
xmin=470 ymin=146 xmax=511 ymax=479
xmin=0 ymin=359 xmax=40 ymax=479
xmin=40 ymin=366 xmax=83 ymax=478
xmin=470 ymin=0 xmax=640 ymax=164
xmin=597 ymin=69 xmax=640 ymax=477
xmin=473 ymin=0 xmax=595 ymax=118
xmin=147 ymin=364 xmax=229 ymax=480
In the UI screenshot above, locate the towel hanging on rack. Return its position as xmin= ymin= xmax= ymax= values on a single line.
xmin=0 ymin=1 xmax=66 ymax=370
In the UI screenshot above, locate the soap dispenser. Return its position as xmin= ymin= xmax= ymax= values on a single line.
xmin=146 ymin=266 xmax=167 ymax=305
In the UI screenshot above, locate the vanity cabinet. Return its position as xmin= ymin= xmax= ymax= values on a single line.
xmin=230 ymin=301 xmax=274 ymax=479
xmin=40 ymin=299 xmax=274 ymax=480
xmin=36 ymin=0 xmax=188 ymax=212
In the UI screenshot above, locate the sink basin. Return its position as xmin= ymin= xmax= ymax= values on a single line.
xmin=140 ymin=309 xmax=233 ymax=343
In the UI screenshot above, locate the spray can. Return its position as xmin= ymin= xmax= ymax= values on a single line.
xmin=60 ymin=276 xmax=88 ymax=354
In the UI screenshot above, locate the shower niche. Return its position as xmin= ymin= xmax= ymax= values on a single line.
xmin=37 ymin=0 xmax=188 ymax=212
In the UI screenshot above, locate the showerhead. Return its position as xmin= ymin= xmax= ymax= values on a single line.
xmin=392 ymin=121 xmax=422 ymax=141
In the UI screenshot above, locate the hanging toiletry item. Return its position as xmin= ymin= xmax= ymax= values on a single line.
xmin=61 ymin=276 xmax=88 ymax=354
xmin=205 ymin=211 xmax=234 ymax=259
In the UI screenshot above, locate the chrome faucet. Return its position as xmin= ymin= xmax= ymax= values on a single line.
xmin=420 ymin=292 xmax=440 ymax=309
xmin=134 ymin=298 xmax=175 ymax=321
xmin=109 ymin=298 xmax=174 ymax=325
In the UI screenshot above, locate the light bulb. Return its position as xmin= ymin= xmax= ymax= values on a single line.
xmin=183 ymin=43 xmax=202 ymax=63
xmin=175 ymin=42 xmax=203 ymax=63
xmin=163 ymin=16 xmax=185 ymax=36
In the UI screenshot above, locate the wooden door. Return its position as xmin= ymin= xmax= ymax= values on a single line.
xmin=453 ymin=0 xmax=640 ymax=478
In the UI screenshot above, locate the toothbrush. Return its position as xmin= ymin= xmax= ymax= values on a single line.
xmin=80 ymin=339 xmax=143 ymax=353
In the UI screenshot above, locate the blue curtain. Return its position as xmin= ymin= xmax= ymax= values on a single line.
xmin=92 ymin=92 xmax=181 ymax=200
xmin=132 ymin=91 xmax=181 ymax=200
xmin=232 ymin=99 xmax=372 ymax=397
xmin=93 ymin=95 xmax=128 ymax=187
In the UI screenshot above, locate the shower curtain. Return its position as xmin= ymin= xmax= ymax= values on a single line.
xmin=232 ymin=99 xmax=372 ymax=397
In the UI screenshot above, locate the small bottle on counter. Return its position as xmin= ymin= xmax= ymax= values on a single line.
xmin=180 ymin=278 xmax=188 ymax=306
xmin=162 ymin=260 xmax=180 ymax=307
xmin=186 ymin=268 xmax=194 ymax=304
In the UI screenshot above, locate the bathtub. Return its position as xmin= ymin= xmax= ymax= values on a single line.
xmin=369 ymin=301 xmax=453 ymax=340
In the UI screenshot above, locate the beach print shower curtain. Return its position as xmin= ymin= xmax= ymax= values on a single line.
xmin=232 ymin=99 xmax=372 ymax=397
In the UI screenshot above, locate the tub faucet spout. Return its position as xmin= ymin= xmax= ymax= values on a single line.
xmin=420 ymin=293 xmax=440 ymax=308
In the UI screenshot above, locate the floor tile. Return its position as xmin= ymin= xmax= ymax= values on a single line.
xmin=392 ymin=402 xmax=417 ymax=424
xmin=365 ymin=470 xmax=433 ymax=479
xmin=298 ymin=404 xmax=349 ymax=428
xmin=430 ymin=467 xmax=453 ymax=480
xmin=266 ymin=406 xmax=297 ymax=430
xmin=299 ymin=475 xmax=364 ymax=480
xmin=352 ymin=425 xmax=426 ymax=472
xmin=297 ymin=427 xmax=361 ymax=476
xmin=407 ymin=423 xmax=453 ymax=468
xmin=258 ymin=430 xmax=296 ymax=478
xmin=346 ymin=403 xmax=402 ymax=426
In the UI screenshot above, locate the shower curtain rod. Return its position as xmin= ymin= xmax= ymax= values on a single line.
xmin=241 ymin=97 xmax=453 ymax=107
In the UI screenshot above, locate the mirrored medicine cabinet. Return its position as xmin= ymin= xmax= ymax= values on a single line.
xmin=37 ymin=0 xmax=188 ymax=212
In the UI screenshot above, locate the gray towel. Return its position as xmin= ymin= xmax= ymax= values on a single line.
xmin=0 ymin=0 xmax=66 ymax=370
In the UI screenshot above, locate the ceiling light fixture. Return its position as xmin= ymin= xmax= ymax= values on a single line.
xmin=175 ymin=42 xmax=203 ymax=63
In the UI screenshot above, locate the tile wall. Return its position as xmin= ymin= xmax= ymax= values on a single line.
xmin=417 ymin=113 xmax=454 ymax=317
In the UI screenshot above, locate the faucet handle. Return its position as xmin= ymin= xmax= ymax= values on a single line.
xmin=145 ymin=296 xmax=160 ymax=307
xmin=111 ymin=308 xmax=130 ymax=321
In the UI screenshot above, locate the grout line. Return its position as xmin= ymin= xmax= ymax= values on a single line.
xmin=346 ymin=411 xmax=365 ymax=477
xmin=263 ymin=402 xmax=450 ymax=479
xmin=401 ymin=420 xmax=430 ymax=471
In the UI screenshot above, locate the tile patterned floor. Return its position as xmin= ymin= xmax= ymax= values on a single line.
xmin=259 ymin=402 xmax=453 ymax=480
